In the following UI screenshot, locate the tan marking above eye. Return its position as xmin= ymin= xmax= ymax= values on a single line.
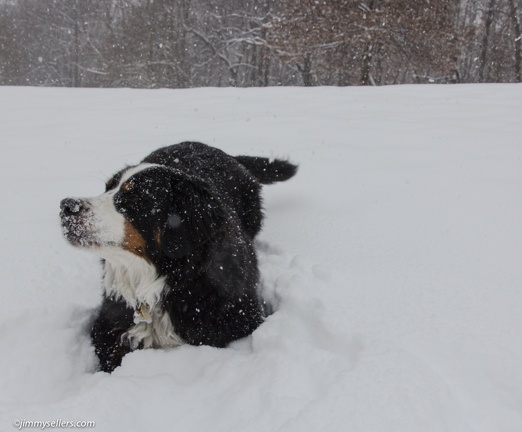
xmin=120 ymin=181 xmax=135 ymax=193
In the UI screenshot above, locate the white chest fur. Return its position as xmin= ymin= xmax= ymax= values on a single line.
xmin=100 ymin=248 xmax=184 ymax=349
xmin=101 ymin=247 xmax=166 ymax=308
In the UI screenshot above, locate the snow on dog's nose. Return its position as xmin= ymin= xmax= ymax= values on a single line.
xmin=60 ymin=197 xmax=88 ymax=216
xmin=60 ymin=197 xmax=94 ymax=246
xmin=60 ymin=190 xmax=126 ymax=249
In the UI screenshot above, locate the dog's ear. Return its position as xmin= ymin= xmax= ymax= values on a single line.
xmin=162 ymin=174 xmax=227 ymax=259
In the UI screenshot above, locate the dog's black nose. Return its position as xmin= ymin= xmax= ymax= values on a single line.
xmin=60 ymin=198 xmax=87 ymax=216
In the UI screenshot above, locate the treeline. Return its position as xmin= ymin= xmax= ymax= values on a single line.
xmin=0 ymin=0 xmax=521 ymax=88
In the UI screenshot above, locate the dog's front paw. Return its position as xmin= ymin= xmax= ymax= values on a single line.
xmin=120 ymin=322 xmax=152 ymax=350
xmin=120 ymin=332 xmax=142 ymax=351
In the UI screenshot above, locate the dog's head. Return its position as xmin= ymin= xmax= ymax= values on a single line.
xmin=60 ymin=164 xmax=226 ymax=262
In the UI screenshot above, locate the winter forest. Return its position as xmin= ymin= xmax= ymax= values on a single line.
xmin=0 ymin=0 xmax=521 ymax=88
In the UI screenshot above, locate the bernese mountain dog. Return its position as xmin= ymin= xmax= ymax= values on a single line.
xmin=60 ymin=142 xmax=297 ymax=372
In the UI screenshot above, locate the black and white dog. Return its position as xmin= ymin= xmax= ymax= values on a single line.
xmin=60 ymin=142 xmax=297 ymax=372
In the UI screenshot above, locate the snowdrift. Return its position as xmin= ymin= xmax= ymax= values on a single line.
xmin=1 ymin=84 xmax=522 ymax=431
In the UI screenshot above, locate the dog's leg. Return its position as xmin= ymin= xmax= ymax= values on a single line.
xmin=90 ymin=295 xmax=134 ymax=373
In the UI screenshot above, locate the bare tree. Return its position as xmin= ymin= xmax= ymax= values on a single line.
xmin=269 ymin=0 xmax=461 ymax=86
xmin=478 ymin=0 xmax=498 ymax=82
xmin=508 ymin=0 xmax=522 ymax=82
xmin=0 ymin=0 xmax=520 ymax=88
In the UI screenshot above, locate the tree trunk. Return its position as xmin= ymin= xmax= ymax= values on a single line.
xmin=297 ymin=55 xmax=313 ymax=86
xmin=71 ymin=1 xmax=81 ymax=87
xmin=509 ymin=0 xmax=522 ymax=82
xmin=478 ymin=0 xmax=497 ymax=83
xmin=360 ymin=40 xmax=373 ymax=85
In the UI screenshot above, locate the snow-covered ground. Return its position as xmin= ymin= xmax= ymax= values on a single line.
xmin=1 ymin=84 xmax=522 ymax=432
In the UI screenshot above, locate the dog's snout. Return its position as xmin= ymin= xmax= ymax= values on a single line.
xmin=60 ymin=198 xmax=88 ymax=216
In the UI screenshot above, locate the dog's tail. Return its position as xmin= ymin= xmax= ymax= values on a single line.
xmin=235 ymin=156 xmax=298 ymax=185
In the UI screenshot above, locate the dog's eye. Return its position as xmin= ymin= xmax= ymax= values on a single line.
xmin=114 ymin=188 xmax=140 ymax=208
xmin=123 ymin=191 xmax=141 ymax=204
xmin=119 ymin=182 xmax=141 ymax=201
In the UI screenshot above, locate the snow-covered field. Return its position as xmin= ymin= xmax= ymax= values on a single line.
xmin=1 ymin=84 xmax=522 ymax=431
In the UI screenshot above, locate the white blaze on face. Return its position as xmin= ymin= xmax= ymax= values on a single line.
xmin=87 ymin=189 xmax=126 ymax=246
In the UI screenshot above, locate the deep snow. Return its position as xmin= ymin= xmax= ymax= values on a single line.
xmin=1 ymin=84 xmax=522 ymax=431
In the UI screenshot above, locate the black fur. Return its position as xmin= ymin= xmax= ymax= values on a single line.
xmin=91 ymin=296 xmax=134 ymax=372
xmin=234 ymin=155 xmax=298 ymax=185
xmin=86 ymin=142 xmax=297 ymax=372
